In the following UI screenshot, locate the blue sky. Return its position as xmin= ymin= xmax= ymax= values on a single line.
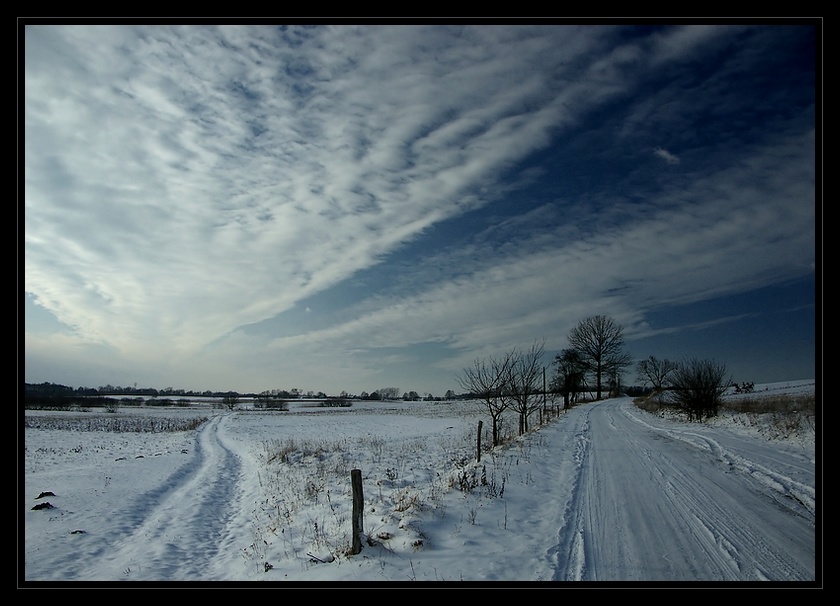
xmin=22 ymin=22 xmax=819 ymax=396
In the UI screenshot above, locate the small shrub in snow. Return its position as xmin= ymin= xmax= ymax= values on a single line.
xmin=393 ymin=487 xmax=423 ymax=512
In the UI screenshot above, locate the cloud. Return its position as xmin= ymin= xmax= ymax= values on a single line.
xmin=24 ymin=25 xmax=621 ymax=354
xmin=263 ymin=119 xmax=814 ymax=366
xmin=654 ymin=146 xmax=680 ymax=164
xmin=24 ymin=24 xmax=816 ymax=392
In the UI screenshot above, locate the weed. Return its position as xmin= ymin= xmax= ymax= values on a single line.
xmin=393 ymin=487 xmax=423 ymax=512
xmin=467 ymin=507 xmax=478 ymax=525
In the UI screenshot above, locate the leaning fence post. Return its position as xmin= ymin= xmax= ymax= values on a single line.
xmin=351 ymin=468 xmax=364 ymax=555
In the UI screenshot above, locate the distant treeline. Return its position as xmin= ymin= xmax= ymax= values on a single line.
xmin=24 ymin=381 xmax=655 ymax=411
xmin=22 ymin=382 xmax=242 ymax=410
xmin=24 ymin=381 xmax=654 ymax=410
xmin=25 ymin=382 xmax=248 ymax=399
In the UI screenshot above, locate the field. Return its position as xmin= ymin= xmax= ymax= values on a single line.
xmin=22 ymin=380 xmax=818 ymax=583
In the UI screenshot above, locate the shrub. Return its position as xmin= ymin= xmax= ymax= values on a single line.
xmin=254 ymin=398 xmax=289 ymax=410
xmin=667 ymin=358 xmax=729 ymax=421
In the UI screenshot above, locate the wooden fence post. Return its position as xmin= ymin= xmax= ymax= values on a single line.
xmin=543 ymin=366 xmax=547 ymax=420
xmin=351 ymin=468 xmax=364 ymax=555
xmin=476 ymin=420 xmax=483 ymax=463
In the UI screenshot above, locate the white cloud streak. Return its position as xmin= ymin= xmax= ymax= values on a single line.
xmin=654 ymin=147 xmax=680 ymax=164
xmin=24 ymin=24 xmax=816 ymax=392
xmin=25 ymin=26 xmax=604 ymax=350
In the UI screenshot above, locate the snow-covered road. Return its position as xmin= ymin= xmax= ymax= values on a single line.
xmin=554 ymin=398 xmax=815 ymax=581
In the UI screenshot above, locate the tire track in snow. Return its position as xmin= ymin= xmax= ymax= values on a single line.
xmin=656 ymin=453 xmax=812 ymax=580
xmin=549 ymin=399 xmax=814 ymax=581
xmin=621 ymin=405 xmax=816 ymax=519
xmin=74 ymin=414 xmax=244 ymax=581
xmin=549 ymin=412 xmax=591 ymax=581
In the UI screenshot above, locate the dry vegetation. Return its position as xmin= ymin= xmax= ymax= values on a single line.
xmin=634 ymin=391 xmax=816 ymax=441
xmin=249 ymin=431 xmax=467 ymax=562
xmin=723 ymin=393 xmax=815 ymax=415
xmin=24 ymin=415 xmax=209 ymax=432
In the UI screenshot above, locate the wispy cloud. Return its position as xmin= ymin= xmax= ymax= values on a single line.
xmin=654 ymin=147 xmax=680 ymax=164
xmin=25 ymin=26 xmax=614 ymax=349
xmin=24 ymin=23 xmax=816 ymax=392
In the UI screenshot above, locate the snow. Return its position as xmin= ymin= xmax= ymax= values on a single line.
xmin=21 ymin=380 xmax=819 ymax=585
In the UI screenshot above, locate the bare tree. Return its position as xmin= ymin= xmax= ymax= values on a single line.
xmin=457 ymin=351 xmax=514 ymax=447
xmin=567 ymin=315 xmax=631 ymax=400
xmin=636 ymin=355 xmax=678 ymax=391
xmin=506 ymin=340 xmax=545 ymax=435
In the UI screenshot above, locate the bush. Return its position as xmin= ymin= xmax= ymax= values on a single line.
xmin=667 ymin=358 xmax=729 ymax=421
xmin=254 ymin=397 xmax=289 ymax=410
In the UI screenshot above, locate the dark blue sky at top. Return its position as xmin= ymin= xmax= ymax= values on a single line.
xmin=23 ymin=22 xmax=819 ymax=394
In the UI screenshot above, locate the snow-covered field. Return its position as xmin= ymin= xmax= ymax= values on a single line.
xmin=21 ymin=380 xmax=818 ymax=585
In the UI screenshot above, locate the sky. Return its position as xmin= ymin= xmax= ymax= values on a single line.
xmin=22 ymin=381 xmax=817 ymax=583
xmin=22 ymin=22 xmax=820 ymax=397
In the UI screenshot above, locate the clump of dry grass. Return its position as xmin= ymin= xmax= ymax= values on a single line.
xmin=633 ymin=390 xmax=670 ymax=415
xmin=722 ymin=394 xmax=815 ymax=414
xmin=722 ymin=394 xmax=816 ymax=441
xmin=634 ymin=391 xmax=816 ymax=442
xmin=635 ymin=391 xmax=815 ymax=414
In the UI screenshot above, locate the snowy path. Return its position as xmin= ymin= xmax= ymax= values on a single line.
xmin=553 ymin=398 xmax=816 ymax=581
xmin=72 ymin=414 xmax=246 ymax=581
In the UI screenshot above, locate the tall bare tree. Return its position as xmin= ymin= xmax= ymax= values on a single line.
xmin=567 ymin=315 xmax=631 ymax=400
xmin=457 ymin=350 xmax=515 ymax=447
xmin=506 ymin=340 xmax=545 ymax=435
